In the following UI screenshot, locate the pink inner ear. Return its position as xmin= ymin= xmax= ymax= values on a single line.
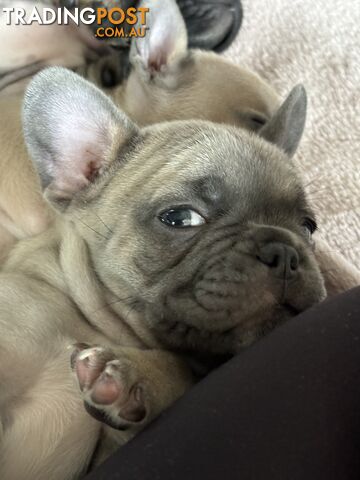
xmin=147 ymin=30 xmax=176 ymax=73
xmin=53 ymin=156 xmax=103 ymax=197
xmin=50 ymin=115 xmax=109 ymax=196
xmin=52 ymin=152 xmax=102 ymax=197
xmin=148 ymin=47 xmax=168 ymax=72
xmin=84 ymin=159 xmax=101 ymax=183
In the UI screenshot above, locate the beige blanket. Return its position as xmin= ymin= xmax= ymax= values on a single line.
xmin=225 ymin=0 xmax=360 ymax=276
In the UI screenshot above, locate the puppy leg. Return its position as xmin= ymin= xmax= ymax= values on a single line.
xmin=71 ymin=345 xmax=194 ymax=466
xmin=0 ymin=224 xmax=16 ymax=265
xmin=0 ymin=342 xmax=101 ymax=480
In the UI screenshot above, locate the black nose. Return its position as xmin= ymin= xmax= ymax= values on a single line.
xmin=257 ymin=242 xmax=299 ymax=280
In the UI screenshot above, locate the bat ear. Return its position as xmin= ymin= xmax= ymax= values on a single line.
xmin=130 ymin=0 xmax=188 ymax=84
xmin=259 ymin=85 xmax=307 ymax=157
xmin=23 ymin=67 xmax=138 ymax=210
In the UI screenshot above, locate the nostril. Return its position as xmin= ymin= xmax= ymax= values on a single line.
xmin=257 ymin=253 xmax=280 ymax=268
xmin=290 ymin=252 xmax=299 ymax=271
xmin=257 ymin=243 xmax=299 ymax=279
xmin=268 ymin=254 xmax=280 ymax=269
xmin=257 ymin=244 xmax=283 ymax=269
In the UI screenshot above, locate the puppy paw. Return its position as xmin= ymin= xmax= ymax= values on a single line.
xmin=71 ymin=344 xmax=147 ymax=430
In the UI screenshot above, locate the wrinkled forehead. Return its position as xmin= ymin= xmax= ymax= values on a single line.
xmin=142 ymin=124 xmax=306 ymax=212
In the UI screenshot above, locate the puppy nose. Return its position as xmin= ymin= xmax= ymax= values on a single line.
xmin=257 ymin=242 xmax=299 ymax=280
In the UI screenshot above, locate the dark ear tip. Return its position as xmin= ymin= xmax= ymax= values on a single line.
xmin=292 ymin=83 xmax=306 ymax=95
xmin=290 ymin=84 xmax=307 ymax=106
xmin=283 ymin=84 xmax=307 ymax=125
xmin=259 ymin=83 xmax=308 ymax=158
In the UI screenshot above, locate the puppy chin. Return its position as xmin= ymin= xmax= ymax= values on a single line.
xmin=232 ymin=304 xmax=300 ymax=352
xmin=145 ymin=299 xmax=301 ymax=356
xmin=147 ymin=271 xmax=327 ymax=357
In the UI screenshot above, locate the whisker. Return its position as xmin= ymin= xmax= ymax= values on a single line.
xmin=303 ymin=175 xmax=328 ymax=191
xmin=73 ymin=214 xmax=110 ymax=241
xmin=320 ymin=267 xmax=346 ymax=275
xmin=91 ymin=211 xmax=114 ymax=235
xmin=88 ymin=293 xmax=136 ymax=316
xmin=122 ymin=300 xmax=139 ymax=325
xmin=316 ymin=243 xmax=360 ymax=255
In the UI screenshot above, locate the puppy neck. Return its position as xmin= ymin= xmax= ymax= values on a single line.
xmin=3 ymin=219 xmax=160 ymax=349
xmin=58 ymin=220 xmax=160 ymax=348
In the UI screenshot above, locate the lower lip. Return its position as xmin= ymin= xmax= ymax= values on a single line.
xmin=282 ymin=303 xmax=301 ymax=316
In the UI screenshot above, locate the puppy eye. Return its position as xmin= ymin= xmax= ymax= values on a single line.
xmin=101 ymin=66 xmax=118 ymax=88
xmin=302 ymin=218 xmax=317 ymax=237
xmin=249 ymin=114 xmax=267 ymax=127
xmin=159 ymin=208 xmax=206 ymax=228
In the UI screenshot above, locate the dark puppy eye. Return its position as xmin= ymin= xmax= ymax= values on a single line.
xmin=302 ymin=218 xmax=317 ymax=237
xmin=101 ymin=66 xmax=118 ymax=88
xmin=159 ymin=208 xmax=206 ymax=228
xmin=250 ymin=114 xmax=267 ymax=127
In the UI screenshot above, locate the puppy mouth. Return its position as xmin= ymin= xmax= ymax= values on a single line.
xmin=148 ymin=300 xmax=302 ymax=355
xmin=152 ymin=315 xmax=239 ymax=354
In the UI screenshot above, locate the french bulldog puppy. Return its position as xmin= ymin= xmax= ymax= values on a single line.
xmin=0 ymin=0 xmax=278 ymax=263
xmin=0 ymin=66 xmax=325 ymax=479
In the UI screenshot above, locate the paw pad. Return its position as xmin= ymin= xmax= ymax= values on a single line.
xmin=71 ymin=345 xmax=147 ymax=429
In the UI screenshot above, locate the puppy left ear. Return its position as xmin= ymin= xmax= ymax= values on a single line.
xmin=131 ymin=0 xmax=188 ymax=82
xmin=23 ymin=67 xmax=138 ymax=210
xmin=259 ymin=85 xmax=307 ymax=157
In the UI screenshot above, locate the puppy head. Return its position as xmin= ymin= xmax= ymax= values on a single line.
xmin=107 ymin=0 xmax=280 ymax=130
xmin=23 ymin=68 xmax=325 ymax=355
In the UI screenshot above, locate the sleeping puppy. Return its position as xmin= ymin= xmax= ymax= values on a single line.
xmin=0 ymin=66 xmax=325 ymax=479
xmin=90 ymin=0 xmax=278 ymax=128
xmin=0 ymin=0 xmax=278 ymax=262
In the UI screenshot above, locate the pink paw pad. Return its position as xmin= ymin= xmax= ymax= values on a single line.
xmin=71 ymin=344 xmax=147 ymax=428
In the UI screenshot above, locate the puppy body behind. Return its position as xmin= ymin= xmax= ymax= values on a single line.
xmin=0 ymin=0 xmax=279 ymax=262
xmin=0 ymin=95 xmax=51 ymax=261
xmin=0 ymin=0 xmax=105 ymax=261
xmin=0 ymin=65 xmax=325 ymax=478
xmin=0 ymin=1 xmax=101 ymax=92
xmin=96 ymin=0 xmax=279 ymax=128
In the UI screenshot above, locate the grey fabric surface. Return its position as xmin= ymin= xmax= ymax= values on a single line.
xmin=224 ymin=0 xmax=360 ymax=270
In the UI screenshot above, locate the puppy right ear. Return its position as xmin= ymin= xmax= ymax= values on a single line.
xmin=131 ymin=0 xmax=188 ymax=84
xmin=259 ymin=85 xmax=307 ymax=157
xmin=23 ymin=67 xmax=138 ymax=211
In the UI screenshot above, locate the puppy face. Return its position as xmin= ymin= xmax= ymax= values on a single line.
xmin=23 ymin=68 xmax=325 ymax=356
xmin=97 ymin=127 xmax=324 ymax=355
xmin=89 ymin=0 xmax=279 ymax=131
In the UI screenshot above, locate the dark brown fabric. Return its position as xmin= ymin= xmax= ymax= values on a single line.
xmin=86 ymin=287 xmax=360 ymax=480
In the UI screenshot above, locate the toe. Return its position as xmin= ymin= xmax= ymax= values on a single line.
xmin=72 ymin=346 xmax=109 ymax=390
xmin=90 ymin=369 xmax=122 ymax=405
xmin=120 ymin=385 xmax=147 ymax=423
